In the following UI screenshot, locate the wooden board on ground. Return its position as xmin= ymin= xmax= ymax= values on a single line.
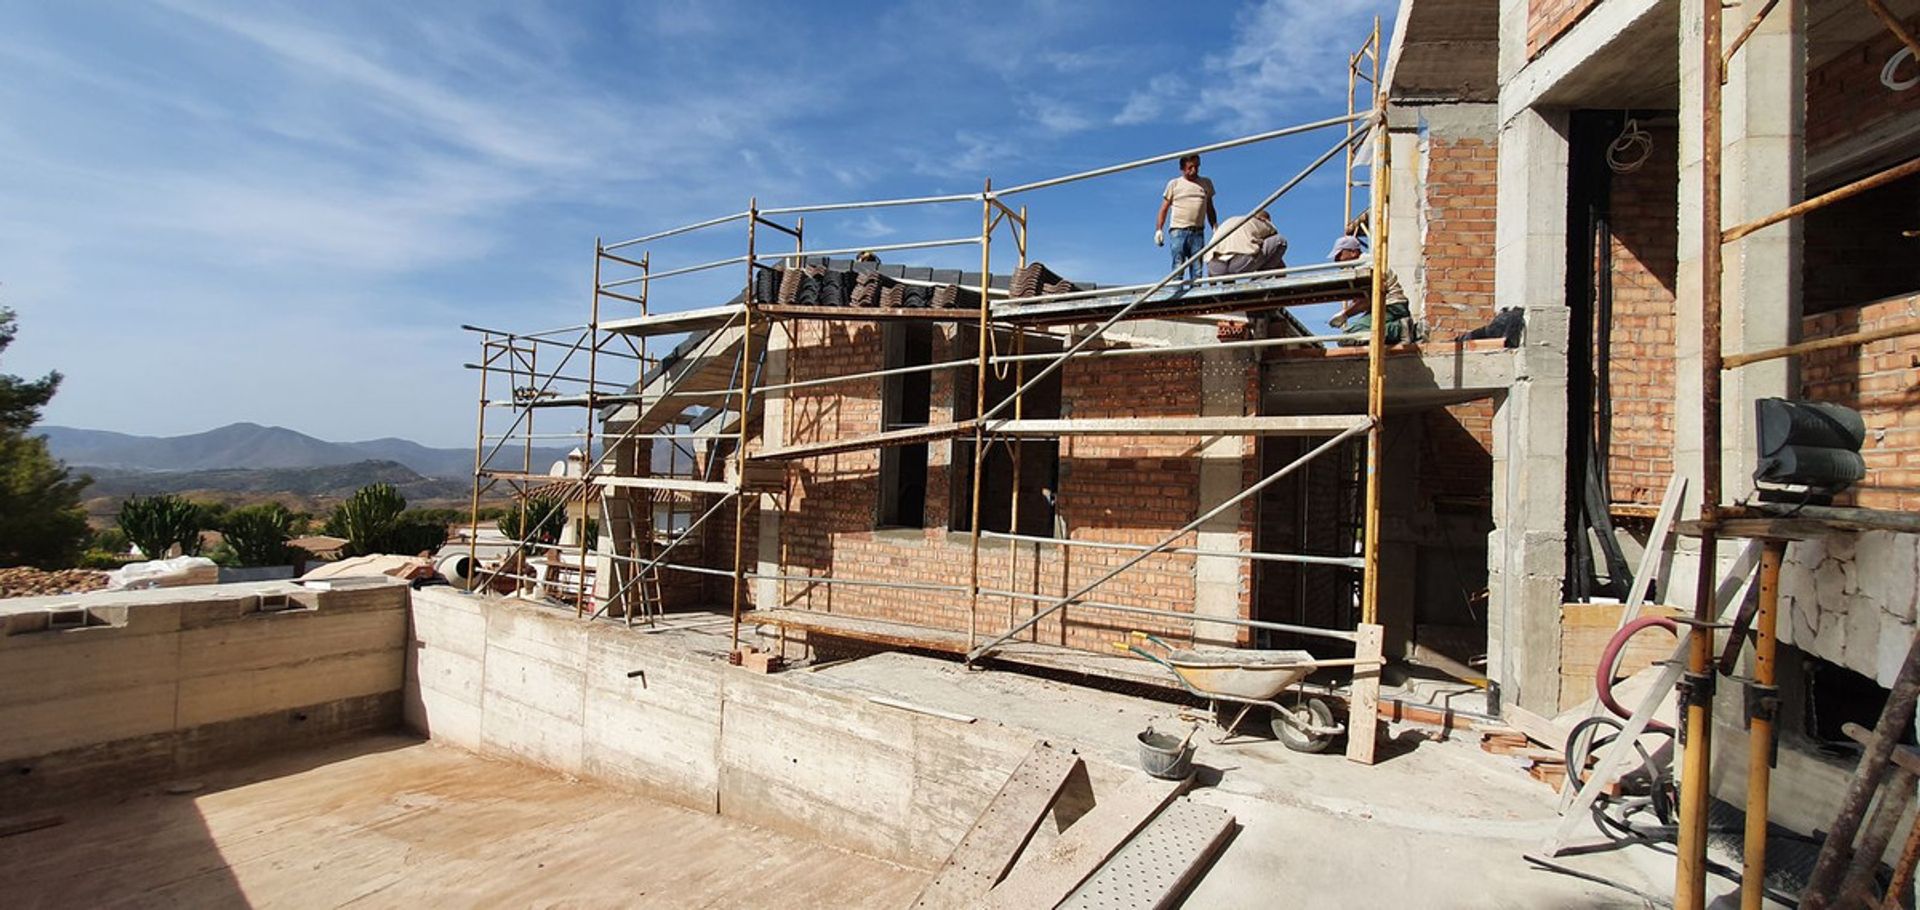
xmin=1345 ymin=623 xmax=1384 ymax=765
xmin=1057 ymin=797 xmax=1235 ymax=910
xmin=982 ymin=776 xmax=1188 ymax=909
xmin=1502 ymin=704 xmax=1574 ymax=752
xmin=911 ymin=741 xmax=1084 ymax=910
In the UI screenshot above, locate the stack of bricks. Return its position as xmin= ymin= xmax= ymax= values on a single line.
xmin=1526 ymin=0 xmax=1601 ymax=59
xmin=1605 ymin=120 xmax=1680 ymax=508
xmin=1801 ymin=292 xmax=1920 ymax=511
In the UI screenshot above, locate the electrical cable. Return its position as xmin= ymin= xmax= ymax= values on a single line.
xmin=1884 ymin=46 xmax=1918 ymax=91
xmin=1607 ymin=115 xmax=1653 ymax=173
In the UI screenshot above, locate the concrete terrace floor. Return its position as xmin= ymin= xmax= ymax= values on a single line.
xmin=805 ymin=651 xmax=1749 ymax=909
xmin=3 ymin=734 xmax=925 ymax=910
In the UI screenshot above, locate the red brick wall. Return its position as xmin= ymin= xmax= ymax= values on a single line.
xmin=1801 ymin=292 xmax=1920 ymax=511
xmin=1418 ymin=134 xmax=1500 ymax=505
xmin=1604 ymin=121 xmax=1680 ymax=506
xmin=1528 ymin=0 xmax=1601 ymax=59
xmin=1422 ymin=136 xmax=1499 ymax=340
xmin=760 ymin=324 xmax=1255 ymax=653
xmin=1805 ymin=10 xmax=1920 ymax=173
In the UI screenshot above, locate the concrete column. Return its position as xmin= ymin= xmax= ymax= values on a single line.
xmin=1385 ymin=115 xmax=1425 ymax=317
xmin=1488 ymin=106 xmax=1572 ymax=713
xmin=753 ymin=325 xmax=790 ymax=609
xmin=1194 ymin=347 xmax=1253 ymax=647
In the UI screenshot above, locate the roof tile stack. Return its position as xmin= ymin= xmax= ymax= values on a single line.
xmin=1009 ymin=261 xmax=1082 ymax=298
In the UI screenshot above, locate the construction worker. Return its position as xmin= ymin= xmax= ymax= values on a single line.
xmin=1327 ymin=235 xmax=1414 ymax=345
xmin=1206 ymin=210 xmax=1287 ymax=278
xmin=1154 ymin=154 xmax=1217 ymax=282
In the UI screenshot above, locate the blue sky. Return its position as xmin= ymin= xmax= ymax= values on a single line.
xmin=0 ymin=0 xmax=1395 ymax=447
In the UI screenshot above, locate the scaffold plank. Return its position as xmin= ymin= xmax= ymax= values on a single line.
xmin=591 ymin=476 xmax=736 ymax=495
xmin=756 ymin=304 xmax=987 ymax=322
xmin=912 ymin=741 xmax=1085 ymax=909
xmin=601 ymin=304 xmax=744 ymax=337
xmin=750 ymin=421 xmax=978 ymax=462
xmin=987 ymin=416 xmax=1368 ymax=437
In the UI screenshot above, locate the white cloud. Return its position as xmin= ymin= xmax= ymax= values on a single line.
xmin=1196 ymin=0 xmax=1396 ymax=131
xmin=1113 ymin=73 xmax=1190 ymax=126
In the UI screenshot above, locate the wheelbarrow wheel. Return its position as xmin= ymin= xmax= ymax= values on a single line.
xmin=1272 ymin=697 xmax=1335 ymax=753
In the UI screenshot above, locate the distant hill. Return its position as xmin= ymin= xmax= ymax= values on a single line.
xmin=79 ymin=460 xmax=465 ymax=500
xmin=38 ymin=422 xmax=577 ymax=479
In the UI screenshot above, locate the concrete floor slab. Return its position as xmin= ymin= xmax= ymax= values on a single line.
xmin=805 ymin=651 xmax=1758 ymax=908
xmin=2 ymin=735 xmax=924 ymax=910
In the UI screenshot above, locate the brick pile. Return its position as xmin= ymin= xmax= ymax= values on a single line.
xmin=0 ymin=567 xmax=109 ymax=599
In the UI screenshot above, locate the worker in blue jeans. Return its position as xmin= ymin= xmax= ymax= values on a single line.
xmin=1154 ymin=154 xmax=1217 ymax=283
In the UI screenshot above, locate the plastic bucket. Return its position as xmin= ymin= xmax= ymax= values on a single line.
xmin=1136 ymin=728 xmax=1195 ymax=780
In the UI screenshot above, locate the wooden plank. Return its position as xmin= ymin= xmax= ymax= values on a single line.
xmin=982 ymin=777 xmax=1188 ymax=910
xmin=591 ymin=475 xmax=736 ymax=495
xmin=1501 ymin=704 xmax=1572 ymax=752
xmin=1344 ymin=623 xmax=1383 ymax=765
xmin=1056 ymin=797 xmax=1235 ymax=910
xmin=985 ymin=416 xmax=1369 ymax=437
xmin=912 ymin=741 xmax=1085 ymax=909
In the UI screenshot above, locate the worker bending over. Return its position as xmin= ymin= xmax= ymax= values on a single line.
xmin=1327 ymin=235 xmax=1416 ymax=345
xmin=1206 ymin=210 xmax=1288 ymax=278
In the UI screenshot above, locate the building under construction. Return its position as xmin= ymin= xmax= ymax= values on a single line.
xmin=8 ymin=2 xmax=1920 ymax=907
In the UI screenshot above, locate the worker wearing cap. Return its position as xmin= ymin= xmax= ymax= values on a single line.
xmin=1206 ymin=210 xmax=1287 ymax=278
xmin=1154 ymin=154 xmax=1217 ymax=283
xmin=1327 ymin=235 xmax=1414 ymax=345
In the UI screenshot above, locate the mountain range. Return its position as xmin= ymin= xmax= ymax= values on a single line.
xmin=38 ymin=422 xmax=577 ymax=480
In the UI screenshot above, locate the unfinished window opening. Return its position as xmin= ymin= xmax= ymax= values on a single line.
xmin=1803 ymin=169 xmax=1920 ymax=316
xmin=1251 ymin=433 xmax=1365 ymax=646
xmin=649 ymin=425 xmax=704 ymax=548
xmin=878 ymin=322 xmax=934 ymax=528
xmin=1801 ymin=650 xmax=1908 ymax=750
xmin=950 ymin=326 xmax=1062 ymax=537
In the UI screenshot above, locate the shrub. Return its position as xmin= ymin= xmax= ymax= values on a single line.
xmin=498 ymin=495 xmax=567 ymax=546
xmin=222 ymin=503 xmax=296 ymax=566
xmin=118 ymin=494 xmax=205 ymax=559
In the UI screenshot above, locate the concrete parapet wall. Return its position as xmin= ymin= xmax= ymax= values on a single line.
xmin=406 ymin=587 xmax=1041 ymax=868
xmin=0 ymin=580 xmax=410 ymax=810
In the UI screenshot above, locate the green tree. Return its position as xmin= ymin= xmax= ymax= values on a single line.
xmin=0 ymin=309 xmax=91 ymax=568
xmin=118 ymin=494 xmax=205 ymax=559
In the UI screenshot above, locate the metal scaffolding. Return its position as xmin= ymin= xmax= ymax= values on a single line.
xmin=465 ymin=21 xmax=1398 ymax=762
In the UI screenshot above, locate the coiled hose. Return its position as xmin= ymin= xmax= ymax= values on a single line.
xmin=1596 ymin=614 xmax=1679 ymax=732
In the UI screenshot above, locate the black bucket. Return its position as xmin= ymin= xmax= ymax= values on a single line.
xmin=1136 ymin=727 xmax=1196 ymax=780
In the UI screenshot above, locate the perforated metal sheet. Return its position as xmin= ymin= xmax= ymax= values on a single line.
xmin=1058 ymin=797 xmax=1233 ymax=910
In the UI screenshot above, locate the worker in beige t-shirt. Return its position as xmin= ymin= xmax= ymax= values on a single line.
xmin=1154 ymin=154 xmax=1217 ymax=282
xmin=1206 ymin=210 xmax=1287 ymax=278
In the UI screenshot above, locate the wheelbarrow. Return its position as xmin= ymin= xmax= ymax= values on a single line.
xmin=1116 ymin=631 xmax=1345 ymax=753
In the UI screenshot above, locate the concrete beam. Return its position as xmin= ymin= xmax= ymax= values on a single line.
xmin=1499 ymin=0 xmax=1672 ymax=126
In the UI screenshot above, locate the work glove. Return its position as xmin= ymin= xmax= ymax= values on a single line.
xmin=1328 ymin=316 xmax=1346 ymax=329
xmin=1154 ymin=229 xmax=1165 ymax=247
